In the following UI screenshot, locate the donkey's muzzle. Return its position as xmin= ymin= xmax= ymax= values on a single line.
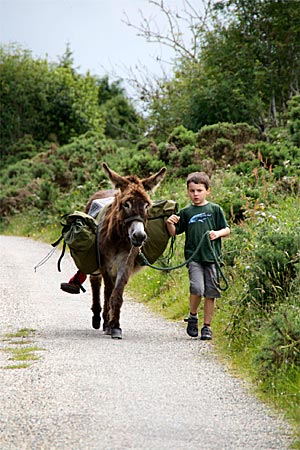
xmin=128 ymin=220 xmax=147 ymax=247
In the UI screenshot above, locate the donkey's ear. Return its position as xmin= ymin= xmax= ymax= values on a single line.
xmin=102 ymin=162 xmax=129 ymax=190
xmin=142 ymin=167 xmax=167 ymax=192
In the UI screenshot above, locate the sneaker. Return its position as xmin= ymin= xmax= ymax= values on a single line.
xmin=201 ymin=325 xmax=212 ymax=340
xmin=184 ymin=316 xmax=198 ymax=337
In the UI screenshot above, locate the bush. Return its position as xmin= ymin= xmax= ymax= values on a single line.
xmin=197 ymin=122 xmax=259 ymax=146
xmin=168 ymin=125 xmax=197 ymax=148
xmin=235 ymin=142 xmax=300 ymax=179
xmin=255 ymin=305 xmax=300 ymax=378
xmin=245 ymin=229 xmax=300 ymax=310
xmin=197 ymin=122 xmax=259 ymax=168
xmin=223 ymin=196 xmax=300 ymax=348
xmin=287 ymin=95 xmax=300 ymax=147
xmin=0 ymin=45 xmax=104 ymax=153
xmin=0 ymin=132 xmax=120 ymax=217
xmin=120 ymin=150 xmax=164 ymax=177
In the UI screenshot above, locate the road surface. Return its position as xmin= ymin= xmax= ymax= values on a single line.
xmin=0 ymin=236 xmax=293 ymax=449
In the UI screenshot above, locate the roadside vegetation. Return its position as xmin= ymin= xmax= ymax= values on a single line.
xmin=1 ymin=0 xmax=299 ymax=444
xmin=0 ymin=328 xmax=44 ymax=369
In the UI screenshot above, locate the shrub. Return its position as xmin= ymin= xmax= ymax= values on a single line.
xmin=0 ymin=45 xmax=104 ymax=152
xmin=168 ymin=125 xmax=197 ymax=148
xmin=245 ymin=229 xmax=300 ymax=310
xmin=255 ymin=305 xmax=300 ymax=378
xmin=197 ymin=122 xmax=259 ymax=146
xmin=224 ymin=197 xmax=300 ymax=347
xmin=235 ymin=142 xmax=300 ymax=179
xmin=287 ymin=95 xmax=300 ymax=147
xmin=197 ymin=122 xmax=259 ymax=168
xmin=120 ymin=151 xmax=164 ymax=177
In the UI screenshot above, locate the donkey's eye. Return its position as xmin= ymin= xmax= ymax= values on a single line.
xmin=123 ymin=201 xmax=131 ymax=209
xmin=144 ymin=203 xmax=149 ymax=211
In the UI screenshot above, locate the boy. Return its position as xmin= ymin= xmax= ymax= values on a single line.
xmin=166 ymin=172 xmax=230 ymax=340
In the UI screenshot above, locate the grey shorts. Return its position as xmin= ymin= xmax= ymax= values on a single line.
xmin=188 ymin=261 xmax=221 ymax=298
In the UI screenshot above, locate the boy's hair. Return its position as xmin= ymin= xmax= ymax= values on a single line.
xmin=186 ymin=172 xmax=210 ymax=190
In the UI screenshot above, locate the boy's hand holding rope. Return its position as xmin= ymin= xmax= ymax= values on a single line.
xmin=138 ymin=229 xmax=229 ymax=291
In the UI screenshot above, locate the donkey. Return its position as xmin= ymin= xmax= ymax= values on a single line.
xmin=86 ymin=162 xmax=166 ymax=339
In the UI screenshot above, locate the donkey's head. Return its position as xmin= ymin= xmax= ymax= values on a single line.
xmin=102 ymin=162 xmax=166 ymax=247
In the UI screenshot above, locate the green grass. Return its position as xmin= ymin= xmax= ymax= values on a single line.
xmin=1 ymin=210 xmax=60 ymax=243
xmin=4 ymin=328 xmax=36 ymax=339
xmin=3 ymin=346 xmax=43 ymax=361
xmin=1 ymin=328 xmax=45 ymax=370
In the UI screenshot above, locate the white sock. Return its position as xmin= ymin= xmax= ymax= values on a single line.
xmin=189 ymin=312 xmax=198 ymax=319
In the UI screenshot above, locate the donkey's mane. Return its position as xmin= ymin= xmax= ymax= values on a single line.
xmin=102 ymin=182 xmax=152 ymax=240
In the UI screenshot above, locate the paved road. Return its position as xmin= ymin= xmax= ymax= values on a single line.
xmin=0 ymin=236 xmax=293 ymax=449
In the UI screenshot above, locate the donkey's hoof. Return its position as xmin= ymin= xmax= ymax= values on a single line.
xmin=92 ymin=316 xmax=101 ymax=330
xmin=103 ymin=326 xmax=111 ymax=335
xmin=111 ymin=328 xmax=122 ymax=339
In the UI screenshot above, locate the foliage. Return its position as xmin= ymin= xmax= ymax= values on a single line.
xmin=2 ymin=117 xmax=299 ymax=225
xmin=287 ymin=95 xmax=300 ymax=148
xmin=140 ymin=0 xmax=300 ymax=136
xmin=197 ymin=122 xmax=260 ymax=167
xmin=255 ymin=305 xmax=300 ymax=378
xmin=122 ymin=156 xmax=164 ymax=178
xmin=0 ymin=45 xmax=104 ymax=155
xmin=0 ymin=135 xmax=42 ymax=169
xmin=0 ymin=45 xmax=146 ymax=162
xmin=100 ymin=94 xmax=145 ymax=141
xmin=223 ymin=197 xmax=300 ymax=347
xmin=245 ymin=229 xmax=300 ymax=310
xmin=0 ymin=131 xmax=122 ymax=219
xmin=168 ymin=125 xmax=197 ymax=148
xmin=96 ymin=75 xmax=145 ymax=141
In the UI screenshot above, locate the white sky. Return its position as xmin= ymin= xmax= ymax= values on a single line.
xmin=0 ymin=0 xmax=201 ymax=92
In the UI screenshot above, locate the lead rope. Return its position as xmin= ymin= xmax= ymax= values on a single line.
xmin=126 ymin=245 xmax=137 ymax=265
xmin=139 ymin=230 xmax=229 ymax=291
xmin=34 ymin=246 xmax=58 ymax=272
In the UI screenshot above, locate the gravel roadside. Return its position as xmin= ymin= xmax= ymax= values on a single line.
xmin=0 ymin=235 xmax=293 ymax=449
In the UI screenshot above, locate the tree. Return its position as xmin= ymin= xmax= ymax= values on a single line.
xmin=218 ymin=0 xmax=300 ymax=125
xmin=125 ymin=0 xmax=300 ymax=135
xmin=0 ymin=45 xmax=104 ymax=156
xmin=96 ymin=76 xmax=145 ymax=141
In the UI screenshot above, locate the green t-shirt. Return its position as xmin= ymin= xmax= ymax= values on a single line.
xmin=175 ymin=202 xmax=228 ymax=263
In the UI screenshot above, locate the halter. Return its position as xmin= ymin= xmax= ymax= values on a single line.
xmin=123 ymin=215 xmax=145 ymax=225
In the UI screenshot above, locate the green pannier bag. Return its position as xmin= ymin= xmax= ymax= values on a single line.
xmin=142 ymin=199 xmax=178 ymax=264
xmin=53 ymin=200 xmax=178 ymax=274
xmin=53 ymin=211 xmax=100 ymax=274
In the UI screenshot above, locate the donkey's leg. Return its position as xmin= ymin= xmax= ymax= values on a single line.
xmin=109 ymin=264 xmax=134 ymax=339
xmin=109 ymin=290 xmax=124 ymax=339
xmin=90 ymin=274 xmax=102 ymax=329
xmin=102 ymin=277 xmax=113 ymax=335
xmin=109 ymin=269 xmax=130 ymax=339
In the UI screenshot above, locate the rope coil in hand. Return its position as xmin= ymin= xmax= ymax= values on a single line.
xmin=139 ymin=230 xmax=229 ymax=291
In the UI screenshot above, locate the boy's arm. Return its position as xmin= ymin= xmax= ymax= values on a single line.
xmin=209 ymin=227 xmax=230 ymax=241
xmin=166 ymin=214 xmax=180 ymax=237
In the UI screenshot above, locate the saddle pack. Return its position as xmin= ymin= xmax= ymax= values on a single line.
xmin=52 ymin=211 xmax=101 ymax=274
xmin=142 ymin=199 xmax=178 ymax=264
xmin=52 ymin=199 xmax=178 ymax=274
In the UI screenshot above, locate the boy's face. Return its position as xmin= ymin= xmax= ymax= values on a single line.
xmin=187 ymin=181 xmax=210 ymax=206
